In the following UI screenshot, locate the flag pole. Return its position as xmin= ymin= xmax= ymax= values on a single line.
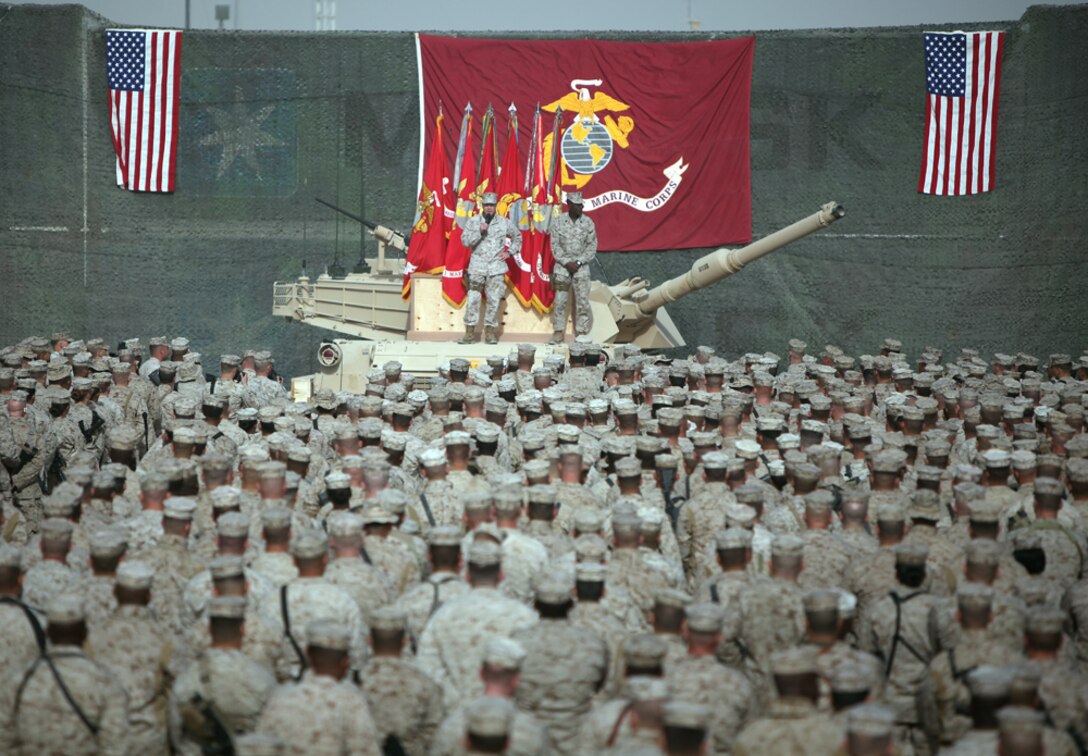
xmin=476 ymin=103 xmax=493 ymax=189
xmin=543 ymin=105 xmax=564 ymax=234
xmin=452 ymin=102 xmax=472 ymax=199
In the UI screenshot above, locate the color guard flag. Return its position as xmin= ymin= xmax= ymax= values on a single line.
xmin=918 ymin=31 xmax=1005 ymax=196
xmin=106 ymin=29 xmax=183 ymax=193
xmin=403 ymin=110 xmax=452 ymax=299
xmin=443 ymin=105 xmax=475 ymax=308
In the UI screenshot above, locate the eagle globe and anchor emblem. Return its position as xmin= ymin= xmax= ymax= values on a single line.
xmin=544 ymin=79 xmax=689 ymax=210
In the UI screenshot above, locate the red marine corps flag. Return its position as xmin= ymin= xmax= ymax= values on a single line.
xmin=497 ymin=106 xmax=532 ymax=307
xmin=529 ymin=106 xmax=559 ymax=314
xmin=403 ymin=109 xmax=452 ymax=299
xmin=417 ymin=34 xmax=755 ymax=251
xmin=442 ymin=104 xmax=476 ymax=307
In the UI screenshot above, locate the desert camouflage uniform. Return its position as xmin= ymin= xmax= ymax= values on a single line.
xmin=0 ymin=641 xmax=130 ymax=755
xmin=248 ymin=549 xmax=299 ymax=588
xmin=731 ymin=698 xmax=844 ymax=756
xmin=736 ymin=575 xmax=807 ymax=705
xmin=185 ymin=599 xmax=285 ymax=676
xmin=513 ymin=618 xmax=609 ymax=754
xmin=549 ymin=212 xmax=597 ymax=335
xmin=499 ymin=529 xmax=549 ymax=604
xmin=3 ymin=413 xmax=48 ymax=538
xmin=579 ymin=697 xmax=662 ymax=754
xmin=147 ymin=533 xmax=205 ymax=639
xmin=20 ymin=556 xmax=78 ymax=609
xmin=268 ymin=576 xmax=369 ymax=678
xmin=0 ymin=598 xmax=44 ymax=681
xmin=87 ymin=603 xmax=176 ymax=755
xmin=676 ymin=481 xmax=734 ymax=579
xmin=393 ymin=571 xmax=470 ymax=645
xmin=360 ymin=655 xmax=444 ymax=755
xmin=694 ymin=569 xmax=753 ymax=609
xmin=858 ymin=585 xmax=948 ymax=752
xmin=430 ymin=697 xmax=550 ymax=756
xmin=461 ymin=212 xmax=521 ymax=329
xmin=606 ymin=547 xmax=674 ymax=620
xmin=362 ymin=532 xmax=421 ymax=596
xmin=416 ymin=586 xmax=539 ymax=711
xmin=928 ymin=628 xmax=1023 ymax=742
xmin=256 ymin=670 xmax=382 ymax=755
xmin=324 ymin=552 xmax=394 ymax=619
xmin=667 ymin=652 xmax=754 ymax=754
xmin=797 ymin=529 xmax=852 ymax=590
xmin=570 ymin=599 xmax=628 ymax=701
xmin=409 ymin=478 xmax=465 ymax=532
xmin=242 ymin=375 xmax=289 ymax=409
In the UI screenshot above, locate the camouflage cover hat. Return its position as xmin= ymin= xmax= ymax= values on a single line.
xmin=483 ymin=637 xmax=527 ymax=671
xmin=368 ymin=607 xmax=407 ymax=633
xmin=291 ymin=530 xmax=328 ymax=559
xmin=770 ymin=646 xmax=818 ymax=675
xmin=467 ymin=540 xmax=503 ymax=567
xmin=846 ymin=704 xmax=896 ymax=737
xmin=306 ymin=620 xmax=351 ymax=651
xmin=116 ymin=560 xmax=155 ymax=590
xmin=217 ymin=511 xmax=250 ymax=537
xmin=47 ymin=594 xmax=85 ymax=625
xmin=466 ymin=696 xmax=515 ymax=738
xmin=685 ymin=602 xmax=725 ymax=633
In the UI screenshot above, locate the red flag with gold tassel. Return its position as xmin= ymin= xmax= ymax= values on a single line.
xmin=497 ymin=104 xmax=532 ymax=308
xmin=403 ymin=109 xmax=451 ymax=299
xmin=530 ymin=106 xmax=563 ymax=314
xmin=442 ymin=104 xmax=475 ymax=307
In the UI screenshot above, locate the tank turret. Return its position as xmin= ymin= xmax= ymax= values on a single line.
xmin=272 ymin=201 xmax=844 ymax=395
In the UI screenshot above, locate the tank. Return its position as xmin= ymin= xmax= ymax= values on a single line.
xmin=273 ymin=201 xmax=845 ymax=398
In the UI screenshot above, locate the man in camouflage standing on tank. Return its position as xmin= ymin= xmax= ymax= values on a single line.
xmin=549 ymin=191 xmax=597 ymax=344
xmin=460 ymin=192 xmax=521 ymax=346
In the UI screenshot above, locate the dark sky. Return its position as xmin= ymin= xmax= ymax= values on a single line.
xmin=11 ymin=0 xmax=1075 ymax=31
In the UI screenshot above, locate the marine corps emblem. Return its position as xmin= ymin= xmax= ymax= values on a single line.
xmin=544 ymin=78 xmax=688 ymax=214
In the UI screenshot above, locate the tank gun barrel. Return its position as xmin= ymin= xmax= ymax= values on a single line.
xmin=315 ymin=197 xmax=408 ymax=252
xmin=634 ymin=201 xmax=845 ymax=317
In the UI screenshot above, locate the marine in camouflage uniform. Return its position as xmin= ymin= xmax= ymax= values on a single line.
xmin=86 ymin=561 xmax=177 ymax=755
xmin=392 ymin=525 xmax=471 ymax=644
xmin=0 ymin=594 xmax=131 ymax=756
xmin=549 ymin=192 xmax=597 ymax=340
xmin=429 ymin=638 xmax=550 ymax=756
xmin=359 ymin=608 xmax=444 ymax=756
xmin=0 ymin=544 xmax=42 ymax=682
xmin=731 ymin=649 xmax=845 ymax=756
xmin=170 ymin=596 xmax=277 ymax=754
xmin=460 ymin=192 xmax=521 ymax=342
xmin=255 ymin=621 xmax=382 ymax=755
xmin=666 ymin=603 xmax=754 ymax=755
xmin=416 ymin=541 xmax=539 ymax=711
xmin=512 ymin=576 xmax=609 ymax=755
xmin=857 ymin=543 xmax=950 ymax=755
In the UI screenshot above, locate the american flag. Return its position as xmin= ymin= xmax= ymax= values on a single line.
xmin=918 ymin=31 xmax=1004 ymax=196
xmin=106 ymin=29 xmax=183 ymax=193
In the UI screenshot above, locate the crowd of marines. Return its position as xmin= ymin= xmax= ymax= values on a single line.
xmin=1 ymin=331 xmax=1087 ymax=756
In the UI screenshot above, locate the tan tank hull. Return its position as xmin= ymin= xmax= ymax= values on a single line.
xmin=272 ymin=201 xmax=844 ymax=394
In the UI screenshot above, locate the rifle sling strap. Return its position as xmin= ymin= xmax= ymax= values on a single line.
xmin=280 ymin=584 xmax=308 ymax=681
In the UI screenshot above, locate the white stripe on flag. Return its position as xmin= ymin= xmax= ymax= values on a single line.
xmin=923 ymin=94 xmax=937 ymax=194
xmin=162 ymin=32 xmax=177 ymax=192
xmin=958 ymin=36 xmax=973 ymax=195
xmin=149 ymin=32 xmax=163 ymax=193
xmin=982 ymin=32 xmax=998 ymax=192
